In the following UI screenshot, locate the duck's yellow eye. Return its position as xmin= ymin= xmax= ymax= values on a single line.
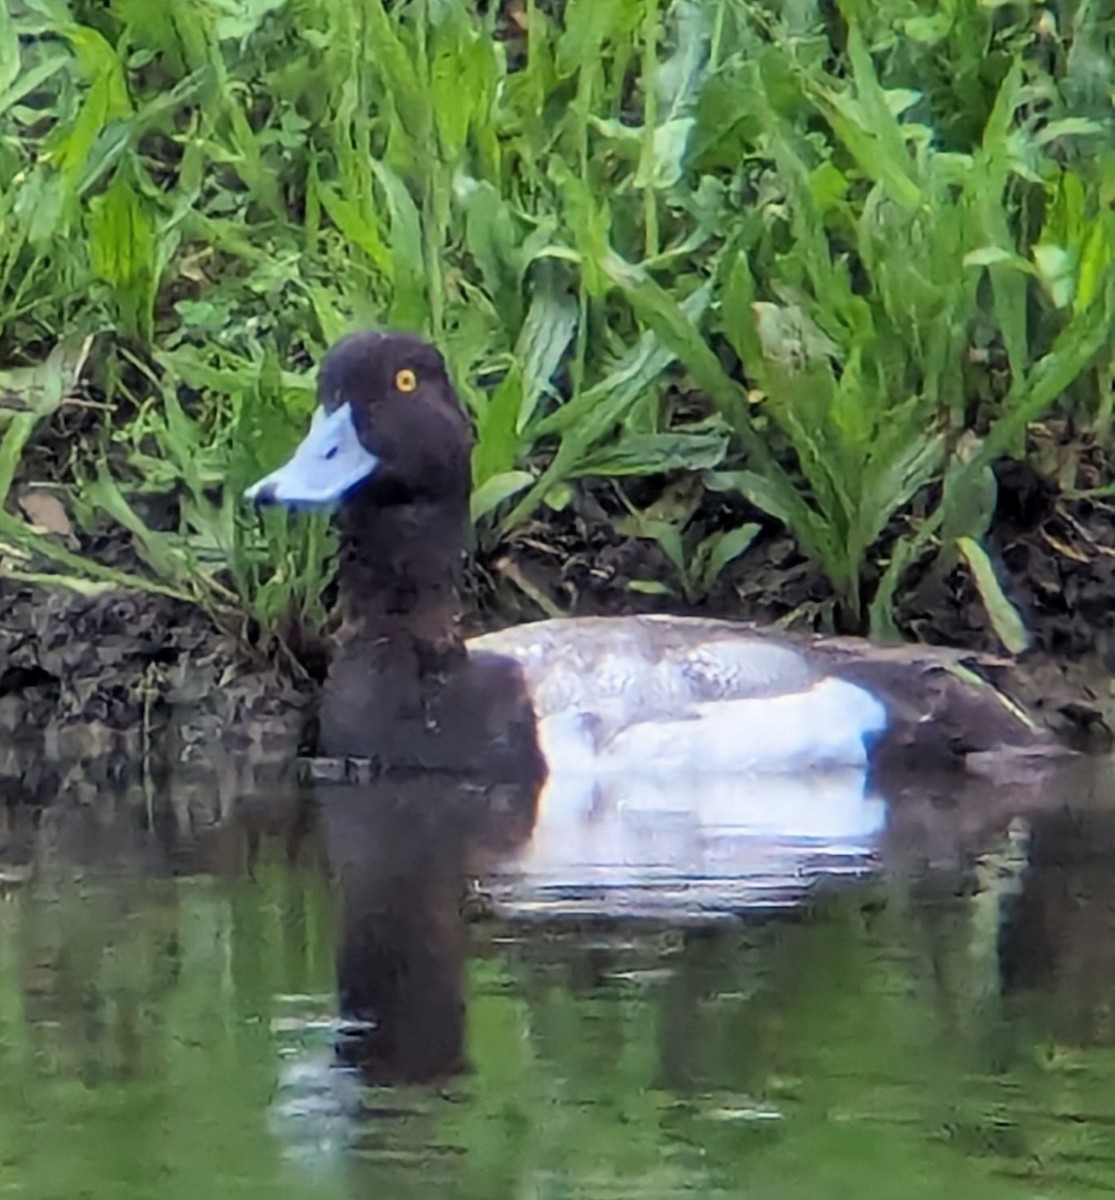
xmin=395 ymin=368 xmax=418 ymax=393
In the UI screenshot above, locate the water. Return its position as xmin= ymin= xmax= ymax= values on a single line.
xmin=3 ymin=758 xmax=1115 ymax=1199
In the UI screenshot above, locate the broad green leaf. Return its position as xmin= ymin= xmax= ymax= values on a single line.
xmin=431 ymin=34 xmax=494 ymax=160
xmin=42 ymin=21 xmax=146 ymax=214
xmin=811 ymin=25 xmax=922 ymax=209
xmin=979 ymin=56 xmax=1024 ymax=165
xmin=0 ymin=3 xmax=17 ymax=95
xmin=515 ymin=282 xmax=577 ymax=431
xmin=1033 ymin=244 xmax=1076 ymax=309
xmin=459 ymin=177 xmax=524 ymax=326
xmin=0 ymin=414 xmax=37 ymax=506
xmin=0 ymin=51 xmax=67 ymax=118
xmin=361 ymin=0 xmax=428 ymax=145
xmin=633 ymin=118 xmax=696 ymax=190
xmin=614 ymin=513 xmax=688 ymax=583
xmin=1076 ymin=213 xmax=1115 ymax=314
xmin=569 ymin=430 xmax=729 ymax=477
xmin=599 ymin=250 xmax=748 ymax=423
xmin=962 ymin=247 xmax=1032 ymax=271
xmin=858 ymin=431 xmax=946 ymax=550
xmin=869 ymin=534 xmax=920 ymax=642
xmin=528 ymin=283 xmax=711 ymax=441
xmin=471 ymin=471 xmax=535 ymax=523
xmin=502 ymin=285 xmax=714 ymax=529
xmin=903 ymin=13 xmax=952 ymax=43
xmin=1033 ymin=117 xmax=1108 ymax=147
xmin=371 ymin=159 xmax=427 ymax=330
xmin=720 ymin=249 xmax=761 ymax=368
xmin=212 ymin=0 xmax=288 ymax=42
xmin=939 ymin=445 xmax=997 ymax=551
xmin=473 ymin=364 xmax=525 ymax=485
xmin=0 ymin=335 xmax=91 ymax=418
xmin=696 ymin=522 xmax=761 ymax=595
xmin=957 ymin=537 xmax=1030 ymax=655
xmin=315 ymin=183 xmax=391 ymax=271
xmin=555 ymin=0 xmax=640 ymax=77
xmin=704 ymin=469 xmax=834 ymax=578
xmin=87 ymin=169 xmax=158 ymax=341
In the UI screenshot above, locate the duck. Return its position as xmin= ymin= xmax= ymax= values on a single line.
xmin=244 ymin=329 xmax=1063 ymax=784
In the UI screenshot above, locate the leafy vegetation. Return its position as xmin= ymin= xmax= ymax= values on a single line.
xmin=1 ymin=0 xmax=1113 ymax=640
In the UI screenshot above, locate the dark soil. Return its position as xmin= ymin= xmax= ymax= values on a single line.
xmin=3 ymin=425 xmax=1114 ymax=781
xmin=0 ymin=582 xmax=315 ymax=795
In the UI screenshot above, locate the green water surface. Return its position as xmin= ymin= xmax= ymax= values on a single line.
xmin=0 ymin=780 xmax=1113 ymax=1200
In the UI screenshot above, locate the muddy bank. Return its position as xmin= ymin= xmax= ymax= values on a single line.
xmin=0 ymin=582 xmax=315 ymax=798
xmin=3 ymin=443 xmax=1114 ymax=781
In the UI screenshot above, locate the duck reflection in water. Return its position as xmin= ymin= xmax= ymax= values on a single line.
xmin=311 ymin=756 xmax=901 ymax=1085
xmin=318 ymin=771 xmax=538 ymax=1085
xmin=310 ymin=754 xmax=941 ymax=1091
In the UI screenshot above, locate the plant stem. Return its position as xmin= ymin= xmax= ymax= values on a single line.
xmin=641 ymin=0 xmax=659 ymax=261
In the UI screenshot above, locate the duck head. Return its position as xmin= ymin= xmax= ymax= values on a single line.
xmin=245 ymin=330 xmax=471 ymax=514
xmin=245 ymin=329 xmax=476 ymax=657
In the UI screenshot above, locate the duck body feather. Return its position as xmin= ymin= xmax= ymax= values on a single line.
xmin=467 ymin=614 xmax=1048 ymax=778
xmin=468 ymin=615 xmax=887 ymax=775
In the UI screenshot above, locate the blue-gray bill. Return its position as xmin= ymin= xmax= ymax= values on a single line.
xmin=243 ymin=403 xmax=379 ymax=510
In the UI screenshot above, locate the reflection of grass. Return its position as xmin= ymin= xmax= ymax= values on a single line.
xmin=1 ymin=0 xmax=1113 ymax=637
xmin=3 ymin=831 xmax=1115 ymax=1197
xmin=0 ymin=852 xmax=342 ymax=1200
xmin=452 ymin=901 xmax=1115 ymax=1200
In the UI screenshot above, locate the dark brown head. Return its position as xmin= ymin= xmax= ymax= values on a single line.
xmin=244 ymin=330 xmax=471 ymax=514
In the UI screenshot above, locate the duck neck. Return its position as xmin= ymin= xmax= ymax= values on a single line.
xmin=334 ymin=493 xmax=467 ymax=672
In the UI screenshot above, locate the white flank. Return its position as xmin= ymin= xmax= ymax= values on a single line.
xmin=535 ymin=677 xmax=887 ymax=777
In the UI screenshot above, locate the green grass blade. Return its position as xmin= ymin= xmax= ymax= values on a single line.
xmin=957 ymin=536 xmax=1030 ymax=655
